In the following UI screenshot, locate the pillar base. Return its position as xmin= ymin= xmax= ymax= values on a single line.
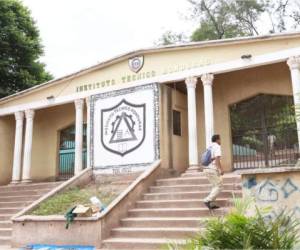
xmin=21 ymin=179 xmax=32 ymax=184
xmin=185 ymin=164 xmax=203 ymax=174
xmin=167 ymin=168 xmax=177 ymax=177
xmin=74 ymin=170 xmax=81 ymax=176
xmin=9 ymin=180 xmax=20 ymax=185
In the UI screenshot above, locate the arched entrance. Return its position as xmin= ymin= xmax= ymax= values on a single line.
xmin=230 ymin=94 xmax=299 ymax=169
xmin=58 ymin=124 xmax=87 ymax=179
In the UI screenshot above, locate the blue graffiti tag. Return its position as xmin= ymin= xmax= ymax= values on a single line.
xmin=243 ymin=176 xmax=257 ymax=189
xmin=281 ymin=178 xmax=298 ymax=198
xmin=257 ymin=180 xmax=278 ymax=202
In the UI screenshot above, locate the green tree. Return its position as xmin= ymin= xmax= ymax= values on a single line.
xmin=155 ymin=30 xmax=187 ymax=46
xmin=263 ymin=0 xmax=290 ymax=33
xmin=189 ymin=0 xmax=264 ymax=41
xmin=0 ymin=0 xmax=52 ymax=98
xmin=157 ymin=0 xmax=300 ymax=44
xmin=290 ymin=2 xmax=300 ymax=28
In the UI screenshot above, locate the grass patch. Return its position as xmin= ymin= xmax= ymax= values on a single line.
xmin=30 ymin=182 xmax=122 ymax=216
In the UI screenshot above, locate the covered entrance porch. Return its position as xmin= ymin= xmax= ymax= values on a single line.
xmin=165 ymin=56 xmax=300 ymax=173
xmin=0 ymin=100 xmax=91 ymax=184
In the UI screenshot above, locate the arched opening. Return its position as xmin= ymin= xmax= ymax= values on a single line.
xmin=230 ymin=94 xmax=298 ymax=169
xmin=58 ymin=124 xmax=87 ymax=179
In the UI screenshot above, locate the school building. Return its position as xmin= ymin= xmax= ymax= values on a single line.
xmin=1 ymin=32 xmax=300 ymax=185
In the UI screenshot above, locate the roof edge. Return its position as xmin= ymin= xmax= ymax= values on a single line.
xmin=1 ymin=30 xmax=300 ymax=104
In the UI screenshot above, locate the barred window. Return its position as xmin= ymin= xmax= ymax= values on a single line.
xmin=173 ymin=110 xmax=181 ymax=136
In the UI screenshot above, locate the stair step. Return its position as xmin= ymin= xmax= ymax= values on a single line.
xmin=143 ymin=190 xmax=241 ymax=200
xmin=111 ymin=227 xmax=200 ymax=238
xmin=103 ymin=171 xmax=241 ymax=249
xmin=156 ymin=176 xmax=241 ymax=186
xmin=0 ymin=188 xmax=50 ymax=197
xmin=136 ymin=199 xmax=230 ymax=208
xmin=0 ymin=215 xmax=13 ymax=221
xmin=184 ymin=170 xmax=203 ymax=174
xmin=0 ymin=221 xmax=12 ymax=229
xmin=121 ymin=217 xmax=207 ymax=227
xmin=185 ymin=166 xmax=202 ymax=170
xmin=0 ymin=208 xmax=21 ymax=214
xmin=103 ymin=237 xmax=186 ymax=249
xmin=0 ymin=182 xmax=62 ymax=246
xmin=0 ymin=195 xmax=40 ymax=202
xmin=0 ymin=236 xmax=11 ymax=246
xmin=0 ymin=201 xmax=30 ymax=208
xmin=181 ymin=171 xmax=204 ymax=175
xmin=0 ymin=182 xmax=61 ymax=192
xmin=128 ymin=207 xmax=229 ymax=217
xmin=150 ymin=184 xmax=240 ymax=193
xmin=0 ymin=246 xmax=13 ymax=250
xmin=0 ymin=237 xmax=11 ymax=246
xmin=181 ymin=172 xmax=240 ymax=177
xmin=0 ymin=229 xmax=12 ymax=237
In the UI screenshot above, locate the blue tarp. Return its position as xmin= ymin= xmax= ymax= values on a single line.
xmin=26 ymin=244 xmax=95 ymax=250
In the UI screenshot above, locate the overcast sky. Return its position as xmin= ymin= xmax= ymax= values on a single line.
xmin=22 ymin=0 xmax=196 ymax=78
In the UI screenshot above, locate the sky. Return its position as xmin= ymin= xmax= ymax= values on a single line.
xmin=22 ymin=0 xmax=196 ymax=78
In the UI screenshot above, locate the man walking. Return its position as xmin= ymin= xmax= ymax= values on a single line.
xmin=203 ymin=134 xmax=223 ymax=210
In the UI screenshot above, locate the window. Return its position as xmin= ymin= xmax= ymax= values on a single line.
xmin=173 ymin=110 xmax=181 ymax=136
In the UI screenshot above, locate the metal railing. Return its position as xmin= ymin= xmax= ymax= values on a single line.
xmin=230 ymin=94 xmax=299 ymax=170
xmin=232 ymin=130 xmax=299 ymax=169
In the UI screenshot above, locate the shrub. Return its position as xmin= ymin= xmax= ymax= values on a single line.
xmin=163 ymin=198 xmax=300 ymax=250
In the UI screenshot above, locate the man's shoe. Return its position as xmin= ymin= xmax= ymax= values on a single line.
xmin=204 ymin=201 xmax=220 ymax=210
xmin=204 ymin=201 xmax=211 ymax=209
xmin=209 ymin=203 xmax=220 ymax=209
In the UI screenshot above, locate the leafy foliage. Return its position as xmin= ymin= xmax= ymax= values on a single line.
xmin=292 ymin=2 xmax=300 ymax=27
xmin=155 ymin=30 xmax=188 ymax=46
xmin=163 ymin=198 xmax=300 ymax=250
xmin=0 ymin=0 xmax=52 ymax=98
xmin=158 ymin=0 xmax=300 ymax=44
xmin=190 ymin=0 xmax=264 ymax=41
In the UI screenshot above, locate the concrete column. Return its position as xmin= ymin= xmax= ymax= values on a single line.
xmin=74 ymin=99 xmax=84 ymax=175
xmin=86 ymin=97 xmax=91 ymax=169
xmin=185 ymin=76 xmax=199 ymax=167
xmin=201 ymin=73 xmax=214 ymax=148
xmin=11 ymin=111 xmax=24 ymax=184
xmin=22 ymin=109 xmax=35 ymax=183
xmin=287 ymin=56 xmax=300 ymax=153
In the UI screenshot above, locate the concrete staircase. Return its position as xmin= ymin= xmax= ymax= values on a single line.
xmin=0 ymin=182 xmax=62 ymax=247
xmin=103 ymin=170 xmax=242 ymax=249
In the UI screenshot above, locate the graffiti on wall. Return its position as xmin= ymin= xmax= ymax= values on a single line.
xmin=257 ymin=180 xmax=279 ymax=202
xmin=243 ymin=175 xmax=300 ymax=218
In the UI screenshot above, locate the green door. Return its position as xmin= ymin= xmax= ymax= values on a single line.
xmin=58 ymin=124 xmax=87 ymax=180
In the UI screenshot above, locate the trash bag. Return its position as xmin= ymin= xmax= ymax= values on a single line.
xmin=90 ymin=196 xmax=106 ymax=212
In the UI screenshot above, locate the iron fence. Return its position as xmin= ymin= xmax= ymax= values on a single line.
xmin=230 ymin=94 xmax=299 ymax=169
